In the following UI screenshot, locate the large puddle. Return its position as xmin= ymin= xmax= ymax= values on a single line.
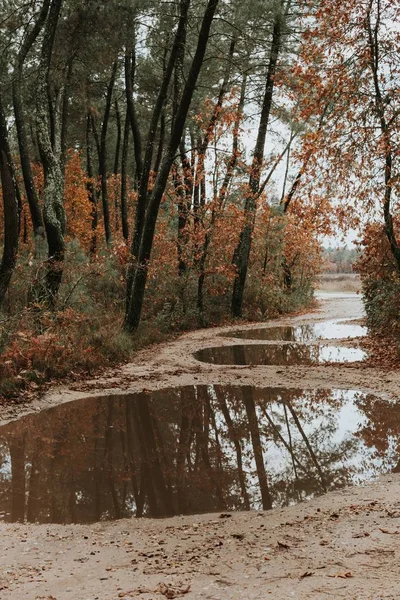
xmin=224 ymin=321 xmax=367 ymax=342
xmin=194 ymin=344 xmax=367 ymax=365
xmin=0 ymin=386 xmax=397 ymax=524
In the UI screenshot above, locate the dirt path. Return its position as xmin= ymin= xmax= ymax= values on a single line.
xmin=1 ymin=291 xmax=398 ymax=426
xmin=1 ymin=293 xmax=400 ymax=599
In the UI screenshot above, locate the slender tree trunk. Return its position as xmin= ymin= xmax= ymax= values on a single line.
xmin=0 ymin=96 xmax=19 ymax=308
xmin=12 ymin=0 xmax=50 ymax=253
xmin=125 ymin=42 xmax=144 ymax=258
xmin=99 ymin=60 xmax=118 ymax=246
xmin=174 ymin=140 xmax=193 ymax=277
xmin=366 ymin=2 xmax=400 ymax=272
xmin=60 ymin=56 xmax=74 ymax=173
xmin=126 ymin=0 xmax=192 ymax=284
xmin=197 ymin=72 xmax=246 ymax=320
xmin=124 ymin=0 xmax=220 ymax=332
xmin=114 ymin=99 xmax=122 ymax=175
xmin=36 ymin=0 xmax=66 ymax=305
xmin=113 ymin=99 xmax=122 ymax=231
xmin=171 ymin=9 xmax=190 ymax=277
xmin=86 ymin=114 xmax=98 ymax=255
xmin=125 ymin=43 xmax=143 ymax=182
xmin=120 ymin=107 xmax=130 ymax=242
xmin=231 ymin=6 xmax=284 ymax=317
xmin=192 ymin=35 xmax=237 ymax=207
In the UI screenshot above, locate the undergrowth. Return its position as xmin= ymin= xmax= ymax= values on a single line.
xmin=0 ymin=240 xmax=318 ymax=399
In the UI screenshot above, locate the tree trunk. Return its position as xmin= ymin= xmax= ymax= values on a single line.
xmin=231 ymin=6 xmax=284 ymax=317
xmin=0 ymin=96 xmax=19 ymax=308
xmin=36 ymin=0 xmax=66 ymax=305
xmin=120 ymin=107 xmax=130 ymax=242
xmin=125 ymin=43 xmax=143 ymax=182
xmin=124 ymin=0 xmax=220 ymax=332
xmin=366 ymin=2 xmax=400 ymax=272
xmin=127 ymin=0 xmax=191 ymax=274
xmin=197 ymin=72 xmax=247 ymax=320
xmin=12 ymin=0 xmax=50 ymax=253
xmin=113 ymin=99 xmax=122 ymax=231
xmin=99 ymin=60 xmax=118 ymax=246
xmin=86 ymin=114 xmax=98 ymax=255
xmin=113 ymin=99 xmax=122 ymax=175
xmin=125 ymin=42 xmax=144 ymax=258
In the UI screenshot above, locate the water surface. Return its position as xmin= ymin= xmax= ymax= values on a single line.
xmin=0 ymin=385 xmax=396 ymax=524
xmin=224 ymin=321 xmax=367 ymax=342
xmin=194 ymin=344 xmax=367 ymax=365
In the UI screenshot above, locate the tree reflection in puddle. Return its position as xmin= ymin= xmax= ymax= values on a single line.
xmin=0 ymin=386 xmax=396 ymax=524
xmin=194 ymin=344 xmax=367 ymax=365
xmin=223 ymin=321 xmax=367 ymax=342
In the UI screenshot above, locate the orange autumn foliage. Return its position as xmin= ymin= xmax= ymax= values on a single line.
xmin=63 ymin=150 xmax=93 ymax=252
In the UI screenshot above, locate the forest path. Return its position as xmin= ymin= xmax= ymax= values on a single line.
xmin=2 ymin=288 xmax=398 ymax=427
xmin=1 ymin=291 xmax=400 ymax=599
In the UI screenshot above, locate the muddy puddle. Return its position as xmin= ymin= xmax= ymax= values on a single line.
xmin=194 ymin=344 xmax=367 ymax=365
xmin=224 ymin=321 xmax=367 ymax=342
xmin=0 ymin=386 xmax=396 ymax=524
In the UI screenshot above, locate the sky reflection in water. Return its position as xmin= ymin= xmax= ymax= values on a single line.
xmin=0 ymin=386 xmax=397 ymax=524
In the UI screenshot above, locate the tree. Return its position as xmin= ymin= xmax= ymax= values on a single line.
xmin=124 ymin=0 xmax=221 ymax=332
xmin=291 ymin=0 xmax=400 ymax=272
xmin=0 ymin=95 xmax=19 ymax=308
xmin=12 ymin=0 xmax=50 ymax=253
xmin=231 ymin=0 xmax=293 ymax=317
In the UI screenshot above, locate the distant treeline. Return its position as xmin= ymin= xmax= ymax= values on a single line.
xmin=322 ymin=247 xmax=359 ymax=274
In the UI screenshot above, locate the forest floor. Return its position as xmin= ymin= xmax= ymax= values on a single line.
xmin=1 ymin=276 xmax=400 ymax=599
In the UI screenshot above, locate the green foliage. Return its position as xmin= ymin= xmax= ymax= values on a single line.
xmin=322 ymin=246 xmax=359 ymax=274
xmin=356 ymin=224 xmax=400 ymax=341
xmin=362 ymin=275 xmax=400 ymax=339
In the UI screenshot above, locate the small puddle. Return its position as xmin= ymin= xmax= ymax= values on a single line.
xmin=315 ymin=291 xmax=360 ymax=299
xmin=224 ymin=321 xmax=367 ymax=342
xmin=0 ymin=386 xmax=396 ymax=524
xmin=194 ymin=344 xmax=367 ymax=365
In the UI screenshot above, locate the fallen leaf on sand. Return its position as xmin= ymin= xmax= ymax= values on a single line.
xmin=327 ymin=571 xmax=353 ymax=579
xmin=379 ymin=528 xmax=399 ymax=535
xmin=300 ymin=571 xmax=314 ymax=579
xmin=156 ymin=583 xmax=191 ymax=598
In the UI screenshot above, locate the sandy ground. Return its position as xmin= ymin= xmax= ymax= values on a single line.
xmin=1 ymin=288 xmax=400 ymax=599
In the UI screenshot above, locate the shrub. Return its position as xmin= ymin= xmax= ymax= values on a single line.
xmin=355 ymin=223 xmax=400 ymax=340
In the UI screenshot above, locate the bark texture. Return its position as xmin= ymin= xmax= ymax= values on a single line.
xmin=36 ymin=0 xmax=66 ymax=304
xmin=0 ymin=96 xmax=19 ymax=308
